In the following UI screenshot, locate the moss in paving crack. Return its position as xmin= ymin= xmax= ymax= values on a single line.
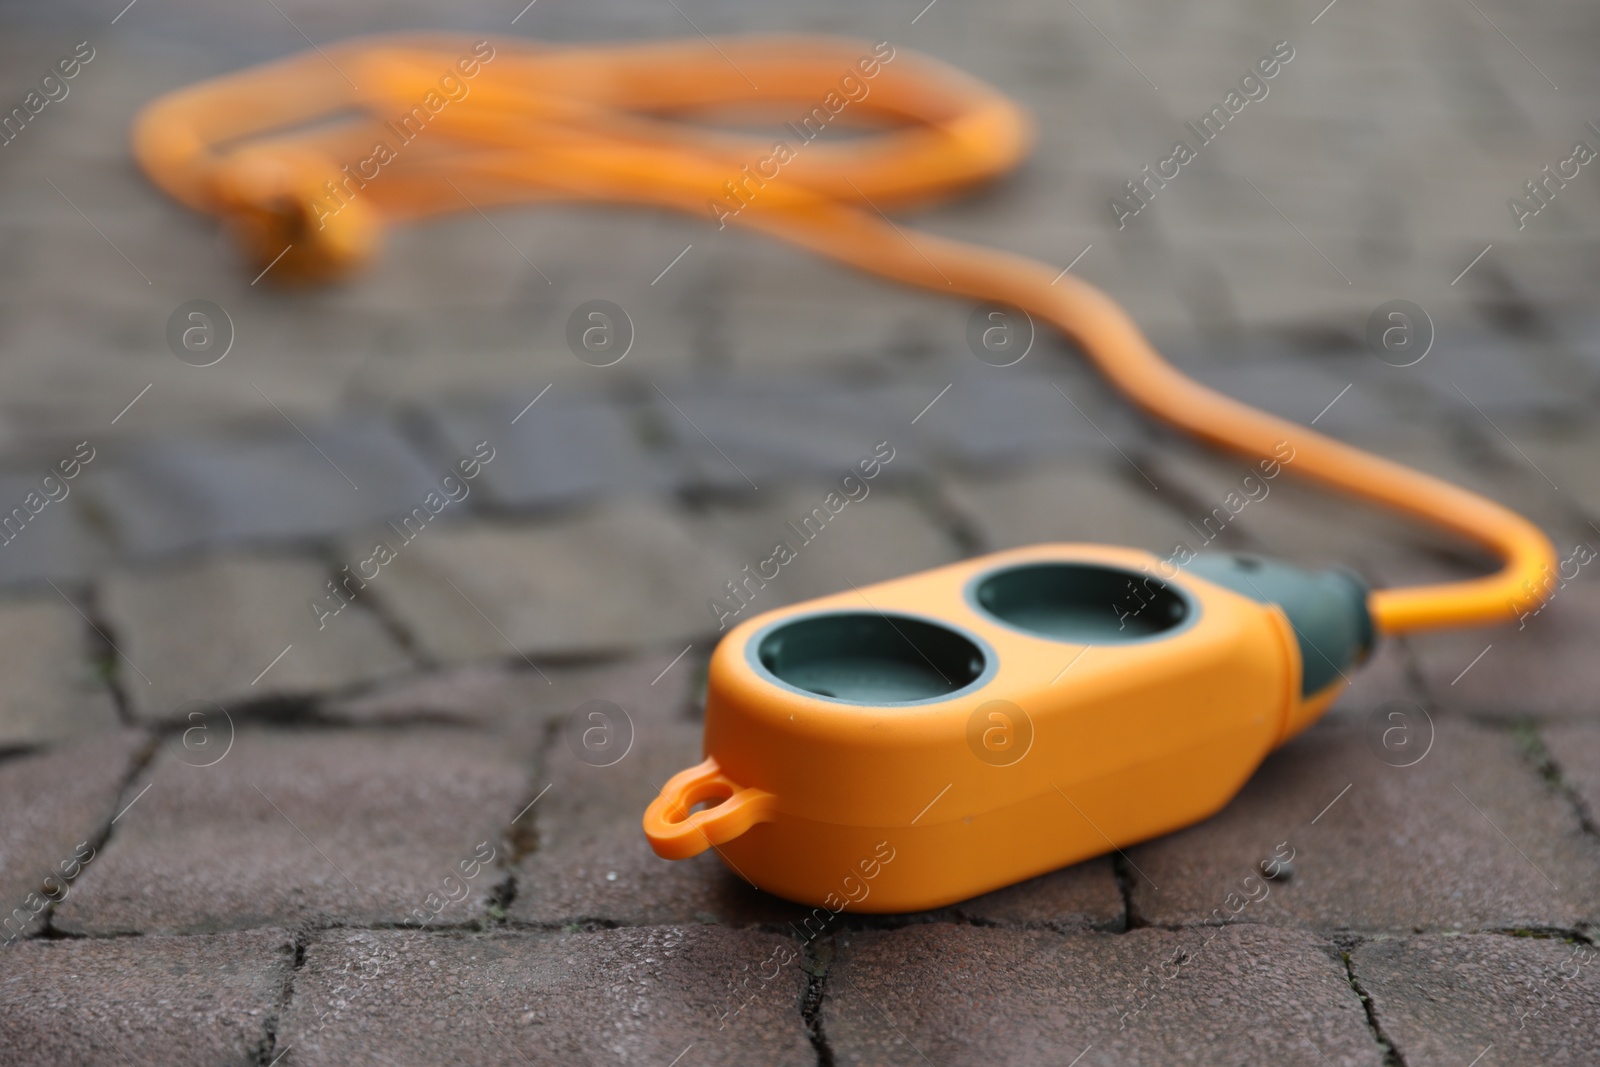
xmin=800 ymin=935 xmax=836 ymax=1067
xmin=1513 ymin=722 xmax=1567 ymax=789
xmin=1514 ymin=720 xmax=1600 ymax=836
xmin=484 ymin=876 xmax=515 ymax=923
xmin=252 ymin=929 xmax=308 ymax=1067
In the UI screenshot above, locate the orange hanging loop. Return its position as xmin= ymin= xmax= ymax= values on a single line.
xmin=642 ymin=757 xmax=777 ymax=860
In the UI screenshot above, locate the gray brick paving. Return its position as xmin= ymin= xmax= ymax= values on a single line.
xmin=693 ymin=483 xmax=962 ymax=615
xmin=322 ymin=660 xmax=564 ymax=728
xmin=100 ymin=553 xmax=414 ymax=722
xmin=277 ymin=926 xmax=816 ymax=1067
xmin=946 ymin=460 xmax=1189 ymax=555
xmin=0 ymin=731 xmax=142 ymax=942
xmin=1140 ymin=431 xmax=1520 ymax=580
xmin=425 ymin=391 xmax=679 ymax=509
xmin=507 ymin=656 xmax=800 ymax=928
xmin=52 ymin=727 xmax=529 ymax=935
xmin=1125 ymin=716 xmax=1600 ymax=932
xmin=1353 ymin=934 xmax=1600 ymax=1066
xmin=363 ymin=503 xmax=743 ymax=661
xmin=823 ymin=923 xmax=1381 ymax=1066
xmin=0 ymin=470 xmax=113 ymax=587
xmin=1409 ymin=580 xmax=1600 ymax=720
xmin=1542 ymin=721 xmax=1600 ymax=821
xmin=2 ymin=0 xmax=1599 ymax=1061
xmin=0 ymin=595 xmax=120 ymax=748
xmin=0 ymin=928 xmax=294 ymax=1066
xmin=81 ymin=418 xmax=446 ymax=560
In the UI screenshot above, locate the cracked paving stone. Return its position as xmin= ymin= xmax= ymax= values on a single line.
xmin=52 ymin=727 xmax=528 ymax=935
xmin=1124 ymin=716 xmax=1600 ymax=932
xmin=0 ymin=594 xmax=120 ymax=748
xmin=0 ymin=730 xmax=142 ymax=941
xmin=363 ymin=501 xmax=743 ymax=661
xmin=100 ymin=552 xmax=413 ymax=723
xmin=278 ymin=926 xmax=814 ymax=1066
xmin=1541 ymin=720 xmax=1600 ymax=822
xmin=824 ymin=923 xmax=1380 ymax=1066
xmin=1353 ymin=933 xmax=1600 ymax=1066
xmin=0 ymin=928 xmax=294 ymax=1067
xmin=510 ymin=657 xmax=801 ymax=927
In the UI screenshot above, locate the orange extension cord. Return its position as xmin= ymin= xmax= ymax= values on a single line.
xmin=130 ymin=33 xmax=1556 ymax=635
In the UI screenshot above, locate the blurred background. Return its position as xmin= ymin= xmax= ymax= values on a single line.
xmin=1 ymin=0 xmax=1596 ymax=593
xmin=1 ymin=0 xmax=1597 ymax=724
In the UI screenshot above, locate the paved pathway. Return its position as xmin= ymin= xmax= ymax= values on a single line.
xmin=1 ymin=0 xmax=1598 ymax=1063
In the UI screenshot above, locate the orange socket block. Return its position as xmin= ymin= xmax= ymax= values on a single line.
xmin=643 ymin=543 xmax=1361 ymax=913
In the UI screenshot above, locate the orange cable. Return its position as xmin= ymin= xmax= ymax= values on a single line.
xmin=130 ymin=33 xmax=1556 ymax=635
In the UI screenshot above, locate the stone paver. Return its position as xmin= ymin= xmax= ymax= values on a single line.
xmin=1410 ymin=578 xmax=1600 ymax=719
xmin=0 ymin=730 xmax=141 ymax=941
xmin=909 ymin=367 xmax=1136 ymax=471
xmin=1124 ymin=717 xmax=1600 ymax=932
xmin=0 ymin=469 xmax=113 ymax=588
xmin=278 ymin=926 xmax=815 ymax=1067
xmin=53 ymin=727 xmax=529 ymax=935
xmin=1409 ymin=326 xmax=1581 ymax=419
xmin=1140 ymin=434 xmax=1487 ymax=577
xmin=946 ymin=460 xmax=1189 ymax=555
xmin=364 ymin=502 xmax=742 ymax=661
xmin=101 ymin=553 xmax=413 ymax=721
xmin=1542 ymin=721 xmax=1600 ymax=823
xmin=1520 ymin=427 xmax=1600 ymax=523
xmin=1333 ymin=636 xmax=1428 ymax=719
xmin=83 ymin=417 xmax=445 ymax=558
xmin=654 ymin=375 xmax=927 ymax=491
xmin=823 ymin=923 xmax=1381 ymax=1066
xmin=323 ymin=660 xmax=565 ymax=727
xmin=1172 ymin=354 xmax=1396 ymax=435
xmin=0 ymin=595 xmax=120 ymax=748
xmin=426 ymin=391 xmax=680 ymax=509
xmin=508 ymin=656 xmax=801 ymax=927
xmin=695 ymin=483 xmax=961 ymax=619
xmin=714 ymin=240 xmax=969 ymax=375
xmin=0 ymin=928 xmax=293 ymax=1067
xmin=1354 ymin=934 xmax=1600 ymax=1067
xmin=952 ymin=858 xmax=1124 ymax=928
